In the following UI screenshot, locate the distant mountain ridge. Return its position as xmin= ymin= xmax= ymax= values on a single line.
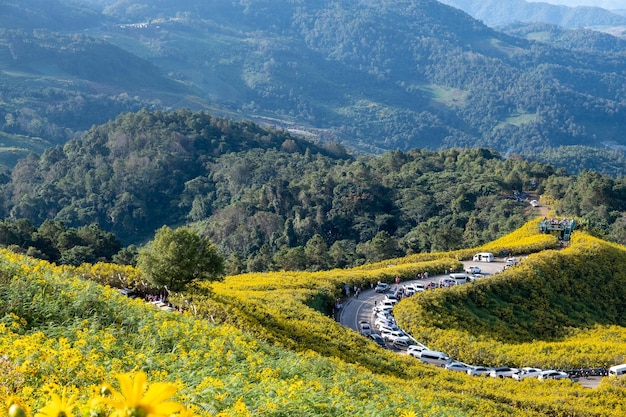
xmin=1 ymin=0 xmax=626 ymax=174
xmin=439 ymin=0 xmax=626 ymax=28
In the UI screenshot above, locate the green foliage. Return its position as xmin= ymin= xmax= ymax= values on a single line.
xmin=0 ymin=218 xmax=122 ymax=265
xmin=137 ymin=225 xmax=224 ymax=291
xmin=2 ymin=1 xmax=626 ymax=174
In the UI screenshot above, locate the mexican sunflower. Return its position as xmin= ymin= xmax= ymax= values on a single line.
xmin=102 ymin=372 xmax=184 ymax=417
xmin=35 ymin=390 xmax=77 ymax=417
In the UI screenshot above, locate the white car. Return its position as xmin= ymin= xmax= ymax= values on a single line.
xmin=445 ymin=362 xmax=472 ymax=373
xmin=512 ymin=367 xmax=542 ymax=381
xmin=467 ymin=366 xmax=492 ymax=376
xmin=407 ymin=343 xmax=428 ymax=358
xmin=358 ymin=321 xmax=372 ymax=336
xmin=538 ymin=370 xmax=569 ymax=381
xmin=489 ymin=367 xmax=519 ymax=378
xmin=375 ymin=283 xmax=390 ymax=293
xmin=376 ymin=323 xmax=398 ymax=334
xmin=380 ymin=330 xmax=410 ymax=344
xmin=465 ymin=266 xmax=481 ymax=274
xmin=404 ymin=284 xmax=425 ymax=296
xmin=373 ymin=304 xmax=394 ymax=314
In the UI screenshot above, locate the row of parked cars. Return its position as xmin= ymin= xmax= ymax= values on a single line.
xmin=363 ymin=288 xmax=576 ymax=382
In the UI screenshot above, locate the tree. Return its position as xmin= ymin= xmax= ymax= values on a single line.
xmin=137 ymin=226 xmax=224 ymax=292
xmin=304 ymin=234 xmax=331 ymax=271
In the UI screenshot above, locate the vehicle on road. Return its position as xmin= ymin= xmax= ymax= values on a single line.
xmin=465 ymin=266 xmax=481 ymax=274
xmin=538 ymin=370 xmax=569 ymax=380
xmin=512 ymin=367 xmax=542 ymax=381
xmin=368 ymin=333 xmax=387 ymax=348
xmin=403 ymin=283 xmax=425 ymax=296
xmin=417 ymin=350 xmax=451 ymax=367
xmin=374 ymin=317 xmax=396 ymax=328
xmin=467 ymin=273 xmax=485 ymax=282
xmin=381 ymin=298 xmax=398 ymax=307
xmin=392 ymin=338 xmax=412 ymax=349
xmin=445 ymin=362 xmax=472 ymax=372
xmin=467 ymin=366 xmax=492 ymax=376
xmin=449 ymin=273 xmax=469 ymax=284
xmin=380 ymin=330 xmax=410 ymax=344
xmin=373 ymin=304 xmax=394 ymax=314
xmin=376 ymin=323 xmax=398 ymax=334
xmin=358 ymin=321 xmax=372 ymax=336
xmin=375 ymin=283 xmax=390 ymax=293
xmin=504 ymin=258 xmax=518 ymax=268
xmin=407 ymin=343 xmax=428 ymax=358
xmin=489 ymin=367 xmax=519 ymax=378
xmin=609 ymin=364 xmax=626 ymax=377
xmin=473 ymin=252 xmax=494 ymax=262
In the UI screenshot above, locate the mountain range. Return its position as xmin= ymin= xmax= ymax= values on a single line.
xmin=1 ymin=0 xmax=626 ymax=174
xmin=439 ymin=0 xmax=626 ymax=29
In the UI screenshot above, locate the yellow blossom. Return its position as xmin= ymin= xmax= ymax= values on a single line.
xmin=102 ymin=372 xmax=183 ymax=417
xmin=35 ymin=390 xmax=76 ymax=417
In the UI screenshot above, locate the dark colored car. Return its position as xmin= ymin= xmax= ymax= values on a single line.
xmin=369 ymin=333 xmax=387 ymax=348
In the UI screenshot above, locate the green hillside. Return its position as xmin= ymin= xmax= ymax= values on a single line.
xmin=1 ymin=109 xmax=625 ymax=270
xmin=3 ymin=221 xmax=626 ymax=416
xmin=1 ymin=1 xmax=626 ymax=174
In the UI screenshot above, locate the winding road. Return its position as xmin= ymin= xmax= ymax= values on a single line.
xmin=337 ymin=258 xmax=602 ymax=387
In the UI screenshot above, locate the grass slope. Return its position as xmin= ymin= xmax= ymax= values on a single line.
xmin=2 ymin=219 xmax=626 ymax=415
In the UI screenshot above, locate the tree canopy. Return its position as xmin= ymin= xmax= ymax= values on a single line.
xmin=137 ymin=226 xmax=224 ymax=292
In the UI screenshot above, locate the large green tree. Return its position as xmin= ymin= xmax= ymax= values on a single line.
xmin=137 ymin=226 xmax=224 ymax=292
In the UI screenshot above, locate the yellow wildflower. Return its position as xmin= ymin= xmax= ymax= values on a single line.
xmin=35 ymin=390 xmax=76 ymax=417
xmin=103 ymin=372 xmax=183 ymax=417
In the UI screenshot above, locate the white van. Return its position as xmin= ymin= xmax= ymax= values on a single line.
xmin=418 ymin=350 xmax=451 ymax=367
xmin=449 ymin=273 xmax=469 ymax=284
xmin=473 ymin=252 xmax=494 ymax=262
xmin=609 ymin=364 xmax=626 ymax=377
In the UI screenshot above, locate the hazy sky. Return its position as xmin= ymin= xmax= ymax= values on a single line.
xmin=526 ymin=0 xmax=625 ymax=9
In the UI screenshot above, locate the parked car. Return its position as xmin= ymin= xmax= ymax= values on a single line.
xmin=417 ymin=350 xmax=451 ymax=367
xmin=358 ymin=321 xmax=372 ymax=336
xmin=375 ymin=318 xmax=396 ymax=329
xmin=375 ymin=283 xmax=390 ymax=293
xmin=465 ymin=266 xmax=481 ymax=274
xmin=380 ymin=330 xmax=410 ymax=344
xmin=504 ymin=258 xmax=518 ymax=268
xmin=445 ymin=362 xmax=472 ymax=373
xmin=392 ymin=338 xmax=412 ymax=349
xmin=538 ymin=370 xmax=569 ymax=381
xmin=467 ymin=366 xmax=492 ymax=376
xmin=376 ymin=323 xmax=398 ymax=334
xmin=404 ymin=284 xmax=425 ymax=296
xmin=375 ymin=310 xmax=394 ymax=321
xmin=489 ymin=367 xmax=519 ymax=378
xmin=368 ymin=333 xmax=387 ymax=348
xmin=381 ymin=297 xmax=398 ymax=306
xmin=385 ymin=293 xmax=398 ymax=301
xmin=512 ymin=367 xmax=542 ymax=381
xmin=407 ymin=343 xmax=428 ymax=358
xmin=373 ymin=304 xmax=394 ymax=314
xmin=467 ymin=273 xmax=485 ymax=282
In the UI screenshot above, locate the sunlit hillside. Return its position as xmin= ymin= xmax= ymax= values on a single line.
xmin=2 ymin=218 xmax=626 ymax=416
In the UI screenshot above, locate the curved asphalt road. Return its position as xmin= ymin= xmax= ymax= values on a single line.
xmin=340 ymin=259 xmax=505 ymax=333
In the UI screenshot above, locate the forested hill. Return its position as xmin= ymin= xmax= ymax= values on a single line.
xmin=3 ymin=110 xmax=626 ymax=272
xmin=2 ymin=0 xmax=626 ymax=174
xmin=439 ymin=0 xmax=626 ymax=28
